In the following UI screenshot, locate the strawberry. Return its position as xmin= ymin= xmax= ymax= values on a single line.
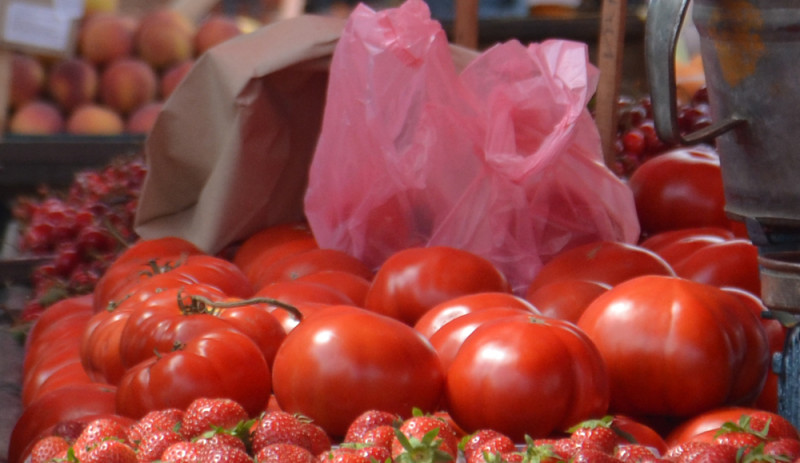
xmin=332 ymin=442 xmax=393 ymax=462
xmin=343 ymin=409 xmax=401 ymax=443
xmin=462 ymin=430 xmax=506 ymax=460
xmin=763 ymin=437 xmax=800 ymax=460
xmin=81 ymin=439 xmax=138 ymax=463
xmin=316 ymin=446 xmax=376 ymax=462
xmin=127 ymin=408 xmax=184 ymax=444
xmin=714 ymin=430 xmax=763 ymax=451
xmin=690 ymin=442 xmax=739 ymax=463
xmin=255 ymin=443 xmax=317 ymax=463
xmin=181 ymin=397 xmax=250 ymax=439
xmin=465 ymin=435 xmax=517 ymax=463
xmin=196 ymin=443 xmax=253 ymax=463
xmin=572 ymin=447 xmax=624 ymax=463
xmin=194 ymin=430 xmax=248 ymax=452
xmin=391 ymin=413 xmax=459 ymax=462
xmin=159 ymin=441 xmax=202 ymax=463
xmin=614 ymin=444 xmax=662 ymax=462
xmin=664 ymin=441 xmax=712 ymax=463
xmin=360 ymin=424 xmax=396 ymax=452
xmin=72 ymin=417 xmax=130 ymax=461
xmin=136 ymin=428 xmax=185 ymax=462
xmin=520 ymin=438 xmax=567 ymax=463
xmin=745 ymin=412 xmax=800 ymax=441
xmin=28 ymin=435 xmax=70 ymax=463
xmin=251 ymin=410 xmax=331 ymax=455
xmin=569 ymin=417 xmax=620 ymax=454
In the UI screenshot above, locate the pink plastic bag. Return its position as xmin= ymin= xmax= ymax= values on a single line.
xmin=304 ymin=0 xmax=640 ymax=293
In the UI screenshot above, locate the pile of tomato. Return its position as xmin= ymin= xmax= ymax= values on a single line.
xmin=10 ymin=143 xmax=796 ymax=463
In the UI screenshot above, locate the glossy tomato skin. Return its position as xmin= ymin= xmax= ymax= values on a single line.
xmin=24 ymin=294 xmax=93 ymax=350
xmin=639 ymin=227 xmax=736 ymax=253
xmin=232 ymin=222 xmax=315 ymax=274
xmin=271 ymin=305 xmax=445 ymax=438
xmin=664 ymin=407 xmax=798 ymax=446
xmin=116 ymin=328 xmax=270 ymax=419
xmin=251 ymin=248 xmax=374 ymax=290
xmin=414 ymin=292 xmax=538 ymax=339
xmin=577 ymin=275 xmax=769 ymax=418
xmin=445 ymin=314 xmax=609 ymax=441
xmin=672 ymin=239 xmax=761 ymax=296
xmin=364 ymin=246 xmax=512 ymax=326
xmin=526 ymin=241 xmax=675 ymax=294
xmin=294 ymin=270 xmax=372 ymax=307
xmin=628 ymin=146 xmax=731 ymax=237
xmin=524 ymin=279 xmax=610 ymax=323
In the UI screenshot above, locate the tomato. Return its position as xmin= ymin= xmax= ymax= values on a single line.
xmin=526 ymin=241 xmax=675 ymax=294
xmin=24 ymin=310 xmax=91 ymax=377
xmin=628 ymin=146 xmax=733 ymax=237
xmin=294 ymin=270 xmax=372 ymax=307
xmin=243 ymin=237 xmax=319 ymax=287
xmin=251 ymin=248 xmax=373 ymax=290
xmin=271 ymin=305 xmax=444 ymax=437
xmin=232 ymin=222 xmax=315 ymax=273
xmin=9 ymin=383 xmax=119 ymax=463
xmin=116 ymin=328 xmax=271 ymax=419
xmin=639 ymin=227 xmax=735 ymax=253
xmin=112 ymin=236 xmax=204 ymax=268
xmin=672 ymin=239 xmax=761 ymax=296
xmin=664 ymin=407 xmax=797 ymax=446
xmin=23 ymin=360 xmax=93 ymax=407
xmin=429 ymin=306 xmax=541 ymax=371
xmin=577 ymin=275 xmax=770 ymax=418
xmin=609 ymin=415 xmax=669 ymax=456
xmin=414 ymin=292 xmax=538 ymax=339
xmin=270 ymin=301 xmax=330 ymax=333
xmin=22 ymin=345 xmax=83 ymax=406
xmin=524 ymin=279 xmax=610 ymax=323
xmin=24 ymin=294 xmax=93 ymax=349
xmin=648 ymin=234 xmax=729 ymax=269
xmin=364 ymin=246 xmax=512 ymax=326
xmin=255 ymin=280 xmax=355 ymax=306
xmin=445 ymin=314 xmax=609 ymax=441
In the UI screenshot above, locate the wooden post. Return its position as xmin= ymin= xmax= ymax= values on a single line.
xmin=454 ymin=0 xmax=480 ymax=49
xmin=595 ymin=0 xmax=627 ymax=171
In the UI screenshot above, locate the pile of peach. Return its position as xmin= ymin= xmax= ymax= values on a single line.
xmin=6 ymin=7 xmax=248 ymax=136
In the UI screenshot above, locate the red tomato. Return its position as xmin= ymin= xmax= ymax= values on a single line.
xmin=255 ymin=280 xmax=355 ymax=306
xmin=9 ymin=383 xmax=119 ymax=463
xmin=232 ymin=222 xmax=315 ymax=273
xmin=577 ymin=275 xmax=769 ymax=417
xmin=294 ymin=270 xmax=372 ymax=307
xmin=649 ymin=234 xmax=729 ymax=269
xmin=364 ymin=246 xmax=512 ymax=326
xmin=269 ymin=301 xmax=331 ymax=333
xmin=526 ymin=241 xmax=675 ymax=294
xmin=22 ymin=345 xmax=82 ymax=406
xmin=243 ymin=237 xmax=319 ymax=287
xmin=251 ymin=248 xmax=373 ymax=290
xmin=445 ymin=314 xmax=609 ymax=441
xmin=524 ymin=279 xmax=611 ymax=323
xmin=665 ymin=407 xmax=798 ymax=446
xmin=628 ymin=146 xmax=733 ymax=237
xmin=116 ymin=328 xmax=271 ymax=419
xmin=24 ymin=294 xmax=93 ymax=349
xmin=672 ymin=239 xmax=761 ymax=296
xmin=414 ymin=292 xmax=538 ymax=339
xmin=23 ymin=360 xmax=93 ymax=406
xmin=610 ymin=415 xmax=669 ymax=456
xmin=639 ymin=227 xmax=735 ymax=253
xmin=24 ymin=311 xmax=91 ymax=377
xmin=271 ymin=305 xmax=444 ymax=438
xmin=429 ymin=306 xmax=540 ymax=371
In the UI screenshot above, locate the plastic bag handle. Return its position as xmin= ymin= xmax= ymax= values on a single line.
xmin=645 ymin=0 xmax=743 ymax=145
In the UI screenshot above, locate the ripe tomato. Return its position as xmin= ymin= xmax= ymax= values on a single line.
xmin=271 ymin=305 xmax=444 ymax=437
xmin=250 ymin=248 xmax=374 ymax=290
xmin=254 ymin=280 xmax=355 ymax=306
xmin=232 ymin=222 xmax=315 ymax=273
xmin=610 ymin=415 xmax=669 ymax=456
xmin=22 ymin=346 xmax=83 ymax=406
xmin=665 ymin=407 xmax=797 ymax=446
xmin=364 ymin=246 xmax=511 ymax=325
xmin=116 ymin=328 xmax=271 ymax=419
xmin=526 ymin=241 xmax=675 ymax=294
xmin=24 ymin=294 xmax=93 ymax=350
xmin=429 ymin=306 xmax=541 ymax=371
xmin=577 ymin=275 xmax=769 ymax=418
xmin=524 ymin=279 xmax=611 ymax=323
xmin=294 ymin=270 xmax=372 ymax=307
xmin=23 ymin=361 xmax=93 ymax=407
xmin=671 ymin=239 xmax=761 ymax=296
xmin=414 ymin=292 xmax=538 ymax=339
xmin=639 ymin=227 xmax=735 ymax=253
xmin=445 ymin=314 xmax=609 ymax=441
xmin=242 ymin=237 xmax=319 ymax=287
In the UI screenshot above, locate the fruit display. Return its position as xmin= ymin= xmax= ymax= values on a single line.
xmin=5 ymin=6 xmax=248 ymax=136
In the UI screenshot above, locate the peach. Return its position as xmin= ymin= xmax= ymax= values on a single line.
xmin=8 ymin=100 xmax=65 ymax=135
xmin=194 ymin=13 xmax=243 ymax=55
xmin=135 ymin=8 xmax=196 ymax=70
xmin=125 ymin=101 xmax=163 ymax=134
xmin=47 ymin=58 xmax=99 ymax=112
xmin=79 ymin=12 xmax=137 ymax=66
xmin=9 ymin=53 xmax=46 ymax=109
xmin=160 ymin=59 xmax=194 ymax=100
xmin=66 ymin=104 xmax=125 ymax=135
xmin=99 ymin=57 xmax=158 ymax=115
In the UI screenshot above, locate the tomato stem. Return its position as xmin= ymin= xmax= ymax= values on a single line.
xmin=185 ymin=294 xmax=303 ymax=321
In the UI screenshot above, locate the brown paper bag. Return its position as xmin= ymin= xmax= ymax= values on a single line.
xmin=134 ymin=12 xmax=479 ymax=255
xmin=134 ymin=14 xmax=345 ymax=253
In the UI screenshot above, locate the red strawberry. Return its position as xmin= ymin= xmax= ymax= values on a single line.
xmin=159 ymin=441 xmax=202 ymax=463
xmin=746 ymin=412 xmax=800 ymax=441
xmin=614 ymin=444 xmax=662 ymax=462
xmin=181 ymin=397 xmax=250 ymax=439
xmin=714 ymin=430 xmax=763 ymax=450
xmin=391 ymin=414 xmax=459 ymax=462
xmin=136 ymin=429 xmax=185 ymax=462
xmin=691 ymin=443 xmax=739 ymax=463
xmin=572 ymin=448 xmax=624 ymax=462
xmin=551 ymin=437 xmax=580 ymax=459
xmin=344 ymin=409 xmax=401 ymax=443
xmin=72 ymin=417 xmax=130 ymax=460
xmin=360 ymin=424 xmax=396 ymax=452
xmin=521 ymin=439 xmax=567 ymax=463
xmin=332 ymin=442 xmax=393 ymax=462
xmin=251 ymin=410 xmax=330 ymax=455
xmin=569 ymin=417 xmax=620 ymax=454
xmin=194 ymin=431 xmax=247 ymax=452
xmin=317 ymin=446 xmax=374 ymax=462
xmin=196 ymin=443 xmax=253 ymax=463
xmin=463 ymin=430 xmax=506 ymax=460
xmin=665 ymin=441 xmax=712 ymax=463
xmin=81 ymin=439 xmax=138 ymax=463
xmin=127 ymin=408 xmax=184 ymax=444
xmin=466 ymin=435 xmax=517 ymax=463
xmin=28 ymin=435 xmax=70 ymax=463
xmin=255 ymin=443 xmax=317 ymax=463
xmin=764 ymin=437 xmax=800 ymax=460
